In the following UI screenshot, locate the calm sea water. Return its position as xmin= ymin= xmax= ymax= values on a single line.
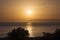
xmin=0 ymin=22 xmax=60 ymax=37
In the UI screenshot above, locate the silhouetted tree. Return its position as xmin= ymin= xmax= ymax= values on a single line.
xmin=42 ymin=29 xmax=60 ymax=40
xmin=53 ymin=29 xmax=60 ymax=40
xmin=7 ymin=27 xmax=29 ymax=40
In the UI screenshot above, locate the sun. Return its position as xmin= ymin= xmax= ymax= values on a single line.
xmin=27 ymin=10 xmax=32 ymax=15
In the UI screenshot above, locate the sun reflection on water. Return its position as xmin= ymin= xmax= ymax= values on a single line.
xmin=26 ymin=22 xmax=32 ymax=37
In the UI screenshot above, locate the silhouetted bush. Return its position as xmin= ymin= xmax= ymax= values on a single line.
xmin=7 ymin=27 xmax=29 ymax=40
xmin=53 ymin=29 xmax=60 ymax=40
xmin=42 ymin=29 xmax=60 ymax=40
xmin=4 ymin=27 xmax=60 ymax=40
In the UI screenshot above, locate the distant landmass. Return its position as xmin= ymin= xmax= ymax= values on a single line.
xmin=0 ymin=19 xmax=60 ymax=26
xmin=29 ymin=19 xmax=60 ymax=22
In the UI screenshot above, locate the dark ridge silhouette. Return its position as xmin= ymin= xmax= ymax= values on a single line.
xmin=0 ymin=27 xmax=60 ymax=40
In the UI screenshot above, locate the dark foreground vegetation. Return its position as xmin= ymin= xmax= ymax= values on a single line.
xmin=0 ymin=27 xmax=60 ymax=40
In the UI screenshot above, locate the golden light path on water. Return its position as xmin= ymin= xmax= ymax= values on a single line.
xmin=25 ymin=22 xmax=33 ymax=37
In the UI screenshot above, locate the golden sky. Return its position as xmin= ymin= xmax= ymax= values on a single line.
xmin=0 ymin=0 xmax=60 ymax=22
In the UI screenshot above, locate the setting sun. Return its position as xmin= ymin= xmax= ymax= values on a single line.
xmin=24 ymin=9 xmax=34 ymax=20
xmin=26 ymin=10 xmax=32 ymax=15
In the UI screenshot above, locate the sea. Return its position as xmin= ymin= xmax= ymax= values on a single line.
xmin=0 ymin=22 xmax=60 ymax=38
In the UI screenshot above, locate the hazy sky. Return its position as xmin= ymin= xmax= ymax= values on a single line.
xmin=0 ymin=0 xmax=60 ymax=22
xmin=0 ymin=0 xmax=60 ymax=37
